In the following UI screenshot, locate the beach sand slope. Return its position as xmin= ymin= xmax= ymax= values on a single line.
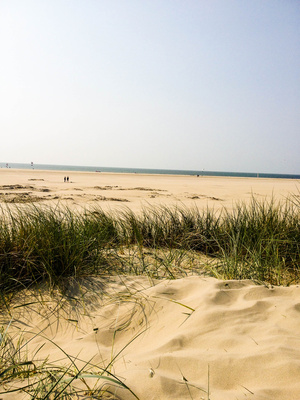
xmin=2 ymin=276 xmax=300 ymax=400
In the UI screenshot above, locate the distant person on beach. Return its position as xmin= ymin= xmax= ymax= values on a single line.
xmin=67 ymin=176 xmax=69 ymax=182
xmin=64 ymin=177 xmax=66 ymax=182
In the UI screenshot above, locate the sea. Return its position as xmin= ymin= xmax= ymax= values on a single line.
xmin=0 ymin=162 xmax=299 ymax=180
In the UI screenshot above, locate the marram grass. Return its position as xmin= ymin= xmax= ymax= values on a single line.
xmin=0 ymin=324 xmax=140 ymax=399
xmin=0 ymin=195 xmax=299 ymax=301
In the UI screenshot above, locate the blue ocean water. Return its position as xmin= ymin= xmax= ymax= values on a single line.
xmin=1 ymin=162 xmax=299 ymax=180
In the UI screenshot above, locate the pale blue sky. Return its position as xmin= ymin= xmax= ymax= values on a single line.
xmin=1 ymin=0 xmax=299 ymax=174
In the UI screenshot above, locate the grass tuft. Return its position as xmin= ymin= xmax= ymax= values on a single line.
xmin=0 ymin=196 xmax=299 ymax=302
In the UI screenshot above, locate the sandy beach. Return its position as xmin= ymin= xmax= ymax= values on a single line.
xmin=0 ymin=169 xmax=300 ymax=399
xmin=0 ymin=168 xmax=298 ymax=213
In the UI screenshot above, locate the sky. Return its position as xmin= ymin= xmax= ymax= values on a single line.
xmin=0 ymin=0 xmax=299 ymax=174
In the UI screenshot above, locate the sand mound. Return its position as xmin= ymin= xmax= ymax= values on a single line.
xmin=2 ymin=276 xmax=300 ymax=399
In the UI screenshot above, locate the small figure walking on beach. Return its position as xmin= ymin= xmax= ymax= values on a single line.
xmin=67 ymin=176 xmax=69 ymax=182
xmin=64 ymin=177 xmax=66 ymax=182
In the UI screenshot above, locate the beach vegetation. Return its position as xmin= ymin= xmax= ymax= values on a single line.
xmin=0 ymin=322 xmax=140 ymax=399
xmin=0 ymin=196 xmax=299 ymax=299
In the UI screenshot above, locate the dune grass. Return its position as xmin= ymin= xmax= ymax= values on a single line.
xmin=0 ymin=196 xmax=299 ymax=397
xmin=0 ymin=196 xmax=299 ymax=300
xmin=0 ymin=321 xmax=141 ymax=399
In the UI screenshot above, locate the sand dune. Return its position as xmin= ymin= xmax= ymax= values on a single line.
xmin=3 ymin=276 xmax=300 ymax=399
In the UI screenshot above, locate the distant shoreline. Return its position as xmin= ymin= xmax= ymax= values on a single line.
xmin=0 ymin=162 xmax=299 ymax=180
